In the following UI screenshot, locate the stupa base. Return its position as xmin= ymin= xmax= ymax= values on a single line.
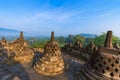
xmin=14 ymin=55 xmax=33 ymax=63
xmin=75 ymin=64 xmax=115 ymax=80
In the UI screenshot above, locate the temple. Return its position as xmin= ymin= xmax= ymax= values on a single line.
xmin=33 ymin=31 xmax=65 ymax=76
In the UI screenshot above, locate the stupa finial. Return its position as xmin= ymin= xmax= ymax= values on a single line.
xmin=51 ymin=31 xmax=54 ymax=41
xmin=104 ymin=30 xmax=113 ymax=48
xmin=20 ymin=31 xmax=24 ymax=40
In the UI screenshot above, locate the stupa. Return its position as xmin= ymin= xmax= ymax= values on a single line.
xmin=13 ymin=31 xmax=28 ymax=45
xmin=86 ymin=41 xmax=96 ymax=54
xmin=73 ymin=40 xmax=82 ymax=50
xmin=113 ymin=42 xmax=119 ymax=50
xmin=0 ymin=42 xmax=4 ymax=56
xmin=33 ymin=31 xmax=65 ymax=76
xmin=0 ymin=37 xmax=7 ymax=46
xmin=75 ymin=30 xmax=120 ymax=80
xmin=6 ymin=31 xmax=34 ymax=63
xmin=0 ymin=37 xmax=8 ymax=57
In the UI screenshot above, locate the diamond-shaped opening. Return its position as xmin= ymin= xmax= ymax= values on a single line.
xmin=95 ymin=55 xmax=97 ymax=57
xmin=119 ymin=52 xmax=120 ymax=55
xmin=115 ymin=68 xmax=119 ymax=73
xmin=102 ymin=70 xmax=105 ymax=73
xmin=95 ymin=67 xmax=98 ymax=70
xmin=101 ymin=57 xmax=103 ymax=60
xmin=108 ymin=59 xmax=111 ymax=62
xmin=111 ymin=63 xmax=114 ymax=67
xmin=110 ymin=72 xmax=114 ymax=77
xmin=106 ymin=67 xmax=110 ymax=70
xmin=115 ymin=60 xmax=119 ymax=64
xmin=97 ymin=59 xmax=99 ymax=62
xmin=103 ymin=61 xmax=106 ymax=65
xmin=99 ymin=64 xmax=102 ymax=67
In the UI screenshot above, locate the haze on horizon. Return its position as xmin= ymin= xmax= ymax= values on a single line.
xmin=0 ymin=0 xmax=120 ymax=36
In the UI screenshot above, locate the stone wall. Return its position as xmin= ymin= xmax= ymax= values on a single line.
xmin=90 ymin=52 xmax=120 ymax=79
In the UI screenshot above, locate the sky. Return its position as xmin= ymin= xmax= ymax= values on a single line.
xmin=0 ymin=0 xmax=120 ymax=36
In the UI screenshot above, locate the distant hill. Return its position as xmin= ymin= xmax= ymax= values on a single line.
xmin=80 ymin=33 xmax=97 ymax=38
xmin=0 ymin=27 xmax=19 ymax=32
xmin=0 ymin=27 xmax=97 ymax=40
xmin=0 ymin=27 xmax=47 ymax=40
xmin=0 ymin=27 xmax=20 ymax=39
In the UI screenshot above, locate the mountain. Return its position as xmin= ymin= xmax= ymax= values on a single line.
xmin=0 ymin=27 xmax=19 ymax=32
xmin=80 ymin=33 xmax=97 ymax=38
xmin=0 ymin=27 xmax=20 ymax=38
xmin=0 ymin=27 xmax=47 ymax=40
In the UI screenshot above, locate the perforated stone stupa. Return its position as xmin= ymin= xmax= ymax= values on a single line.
xmin=73 ymin=40 xmax=82 ymax=50
xmin=33 ymin=31 xmax=65 ymax=76
xmin=6 ymin=31 xmax=34 ymax=63
xmin=0 ymin=37 xmax=8 ymax=46
xmin=75 ymin=30 xmax=120 ymax=80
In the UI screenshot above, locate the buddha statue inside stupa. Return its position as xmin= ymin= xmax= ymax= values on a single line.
xmin=33 ymin=31 xmax=65 ymax=76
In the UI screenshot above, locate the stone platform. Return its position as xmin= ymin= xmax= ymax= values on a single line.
xmin=0 ymin=52 xmax=84 ymax=80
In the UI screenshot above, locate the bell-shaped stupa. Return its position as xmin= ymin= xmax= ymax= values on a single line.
xmin=33 ymin=31 xmax=65 ymax=76
xmin=75 ymin=30 xmax=120 ymax=80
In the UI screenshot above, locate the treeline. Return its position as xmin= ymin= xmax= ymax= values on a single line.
xmin=28 ymin=33 xmax=120 ymax=48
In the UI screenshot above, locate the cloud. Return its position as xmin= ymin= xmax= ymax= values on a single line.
xmin=0 ymin=1 xmax=120 ymax=36
xmin=0 ymin=7 xmax=83 ymax=36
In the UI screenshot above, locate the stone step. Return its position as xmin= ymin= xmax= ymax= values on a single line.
xmin=81 ymin=68 xmax=96 ymax=80
xmin=75 ymin=72 xmax=82 ymax=80
xmin=93 ymin=71 xmax=112 ymax=80
xmin=0 ymin=67 xmax=6 ymax=72
xmin=84 ymin=65 xmax=112 ymax=80
xmin=1 ymin=73 xmax=14 ymax=80
xmin=78 ymin=69 xmax=88 ymax=80
xmin=84 ymin=65 xmax=106 ymax=80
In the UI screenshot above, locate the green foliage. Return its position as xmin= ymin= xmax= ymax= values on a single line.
xmin=28 ymin=32 xmax=120 ymax=49
xmin=84 ymin=38 xmax=94 ymax=47
xmin=94 ymin=33 xmax=106 ymax=46
xmin=66 ymin=34 xmax=74 ymax=43
xmin=83 ymin=33 xmax=120 ymax=47
xmin=31 ymin=39 xmax=48 ymax=48
xmin=93 ymin=33 xmax=120 ymax=46
xmin=74 ymin=34 xmax=85 ymax=44
xmin=65 ymin=34 xmax=85 ymax=44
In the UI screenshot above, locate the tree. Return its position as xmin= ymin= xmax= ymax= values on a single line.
xmin=66 ymin=34 xmax=74 ymax=43
xmin=93 ymin=33 xmax=120 ymax=46
xmin=74 ymin=34 xmax=85 ymax=44
xmin=94 ymin=33 xmax=106 ymax=46
xmin=84 ymin=38 xmax=94 ymax=47
xmin=56 ymin=36 xmax=65 ymax=43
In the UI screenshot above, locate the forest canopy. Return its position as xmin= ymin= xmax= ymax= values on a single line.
xmin=29 ymin=33 xmax=120 ymax=48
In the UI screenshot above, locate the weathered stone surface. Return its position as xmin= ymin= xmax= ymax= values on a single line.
xmin=104 ymin=30 xmax=113 ymax=48
xmin=75 ymin=31 xmax=120 ymax=80
xmin=4 ymin=31 xmax=34 ymax=64
xmin=113 ymin=42 xmax=119 ymax=50
xmin=0 ymin=37 xmax=7 ymax=46
xmin=33 ymin=31 xmax=65 ymax=76
xmin=73 ymin=40 xmax=82 ymax=50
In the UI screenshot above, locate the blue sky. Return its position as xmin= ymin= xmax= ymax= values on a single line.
xmin=0 ymin=0 xmax=120 ymax=36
